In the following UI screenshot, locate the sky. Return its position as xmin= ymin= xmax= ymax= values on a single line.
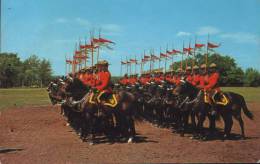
xmin=2 ymin=0 xmax=260 ymax=75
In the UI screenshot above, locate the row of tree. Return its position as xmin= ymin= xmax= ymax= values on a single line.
xmin=170 ymin=53 xmax=260 ymax=87
xmin=0 ymin=52 xmax=259 ymax=88
xmin=0 ymin=53 xmax=52 ymax=88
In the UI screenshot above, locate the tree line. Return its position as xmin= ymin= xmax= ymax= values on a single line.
xmin=0 ymin=52 xmax=259 ymax=88
xmin=0 ymin=53 xmax=52 ymax=88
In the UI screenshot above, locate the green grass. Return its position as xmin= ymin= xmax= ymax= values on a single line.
xmin=0 ymin=88 xmax=50 ymax=111
xmin=222 ymin=87 xmax=260 ymax=103
xmin=0 ymin=87 xmax=259 ymax=111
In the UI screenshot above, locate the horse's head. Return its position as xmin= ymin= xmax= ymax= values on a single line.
xmin=173 ymin=79 xmax=198 ymax=96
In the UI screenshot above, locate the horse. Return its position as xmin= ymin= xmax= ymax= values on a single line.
xmin=64 ymin=78 xmax=137 ymax=145
xmin=47 ymin=80 xmax=66 ymax=105
xmin=173 ymin=80 xmax=254 ymax=140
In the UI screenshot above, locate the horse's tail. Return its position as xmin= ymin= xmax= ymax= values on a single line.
xmin=240 ymin=95 xmax=254 ymax=120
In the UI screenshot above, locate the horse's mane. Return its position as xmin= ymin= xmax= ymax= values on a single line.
xmin=183 ymin=81 xmax=200 ymax=98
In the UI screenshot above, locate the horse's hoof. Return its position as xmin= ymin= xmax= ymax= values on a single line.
xmin=202 ymin=136 xmax=207 ymax=141
xmin=127 ymin=137 xmax=134 ymax=143
xmin=66 ymin=123 xmax=70 ymax=126
xmin=89 ymin=142 xmax=94 ymax=146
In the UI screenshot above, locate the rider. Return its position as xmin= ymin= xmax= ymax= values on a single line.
xmin=204 ymin=63 xmax=221 ymax=103
xmin=81 ymin=67 xmax=92 ymax=87
xmin=165 ymin=71 xmax=172 ymax=83
xmin=185 ymin=66 xmax=193 ymax=84
xmin=198 ymin=64 xmax=207 ymax=90
xmin=131 ymin=74 xmax=138 ymax=85
xmin=78 ymin=69 xmax=85 ymax=82
xmin=119 ymin=74 xmax=129 ymax=86
xmin=191 ymin=65 xmax=200 ymax=86
xmin=93 ymin=60 xmax=112 ymax=103
xmin=139 ymin=73 xmax=147 ymax=86
xmin=175 ymin=68 xmax=182 ymax=86
xmin=154 ymin=70 xmax=163 ymax=84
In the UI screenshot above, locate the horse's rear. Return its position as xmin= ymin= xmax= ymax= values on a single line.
xmin=219 ymin=91 xmax=253 ymax=139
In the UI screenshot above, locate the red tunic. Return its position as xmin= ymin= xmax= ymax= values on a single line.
xmin=139 ymin=77 xmax=146 ymax=85
xmin=154 ymin=77 xmax=162 ymax=84
xmin=82 ymin=73 xmax=90 ymax=86
xmin=165 ymin=75 xmax=172 ymax=83
xmin=95 ymin=71 xmax=111 ymax=92
xmin=186 ymin=74 xmax=193 ymax=84
xmin=192 ymin=74 xmax=200 ymax=86
xmin=124 ymin=78 xmax=130 ymax=85
xmin=175 ymin=76 xmax=181 ymax=85
xmin=204 ymin=72 xmax=220 ymax=91
xmin=78 ymin=73 xmax=84 ymax=83
xmin=132 ymin=77 xmax=138 ymax=85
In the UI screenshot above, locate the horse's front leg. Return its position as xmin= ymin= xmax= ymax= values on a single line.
xmin=190 ymin=110 xmax=197 ymax=138
xmin=127 ymin=116 xmax=136 ymax=143
xmin=207 ymin=112 xmax=217 ymax=139
xmin=197 ymin=112 xmax=206 ymax=140
xmin=221 ymin=112 xmax=233 ymax=140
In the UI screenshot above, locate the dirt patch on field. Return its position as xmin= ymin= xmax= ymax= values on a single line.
xmin=0 ymin=103 xmax=260 ymax=163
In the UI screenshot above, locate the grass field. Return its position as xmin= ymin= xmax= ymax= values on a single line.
xmin=222 ymin=87 xmax=260 ymax=103
xmin=0 ymin=88 xmax=50 ymax=111
xmin=0 ymin=87 xmax=259 ymax=111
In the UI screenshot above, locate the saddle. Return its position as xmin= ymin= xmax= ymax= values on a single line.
xmin=204 ymin=91 xmax=229 ymax=106
xmin=88 ymin=91 xmax=118 ymax=108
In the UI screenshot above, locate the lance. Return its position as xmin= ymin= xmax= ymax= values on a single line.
xmin=134 ymin=55 xmax=137 ymax=75
xmin=78 ymin=37 xmax=82 ymax=70
xmin=193 ymin=36 xmax=197 ymax=72
xmin=84 ymin=37 xmax=87 ymax=68
xmin=171 ymin=43 xmax=174 ymax=69
xmin=140 ymin=61 xmax=143 ymax=75
xmin=97 ymin=28 xmax=101 ymax=63
xmin=151 ymin=49 xmax=154 ymax=70
xmin=159 ymin=47 xmax=161 ymax=69
xmin=72 ymin=42 xmax=77 ymax=74
xmin=141 ymin=53 xmax=143 ymax=75
xmin=126 ymin=56 xmax=128 ymax=75
xmin=120 ymin=56 xmax=122 ymax=77
xmin=130 ymin=56 xmax=132 ymax=75
xmin=65 ymin=55 xmax=67 ymax=75
xmin=164 ymin=45 xmax=168 ymax=73
xmin=181 ymin=42 xmax=184 ymax=71
xmin=185 ymin=41 xmax=191 ymax=70
xmin=90 ymin=30 xmax=94 ymax=68
xmin=205 ymin=33 xmax=209 ymax=71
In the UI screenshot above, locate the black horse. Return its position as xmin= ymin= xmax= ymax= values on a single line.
xmin=63 ymin=78 xmax=138 ymax=145
xmin=173 ymin=80 xmax=254 ymax=140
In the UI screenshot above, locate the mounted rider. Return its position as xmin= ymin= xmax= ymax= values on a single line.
xmin=129 ymin=74 xmax=138 ymax=85
xmin=139 ymin=73 xmax=148 ymax=86
xmin=119 ymin=74 xmax=129 ymax=86
xmin=191 ymin=65 xmax=200 ymax=86
xmin=198 ymin=63 xmax=228 ymax=105
xmin=175 ymin=68 xmax=182 ymax=86
xmin=185 ymin=66 xmax=193 ymax=84
xmin=198 ymin=64 xmax=207 ymax=90
xmin=92 ymin=60 xmax=112 ymax=101
xmin=165 ymin=70 xmax=172 ymax=83
xmin=153 ymin=70 xmax=164 ymax=84
xmin=88 ymin=60 xmax=118 ymax=107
